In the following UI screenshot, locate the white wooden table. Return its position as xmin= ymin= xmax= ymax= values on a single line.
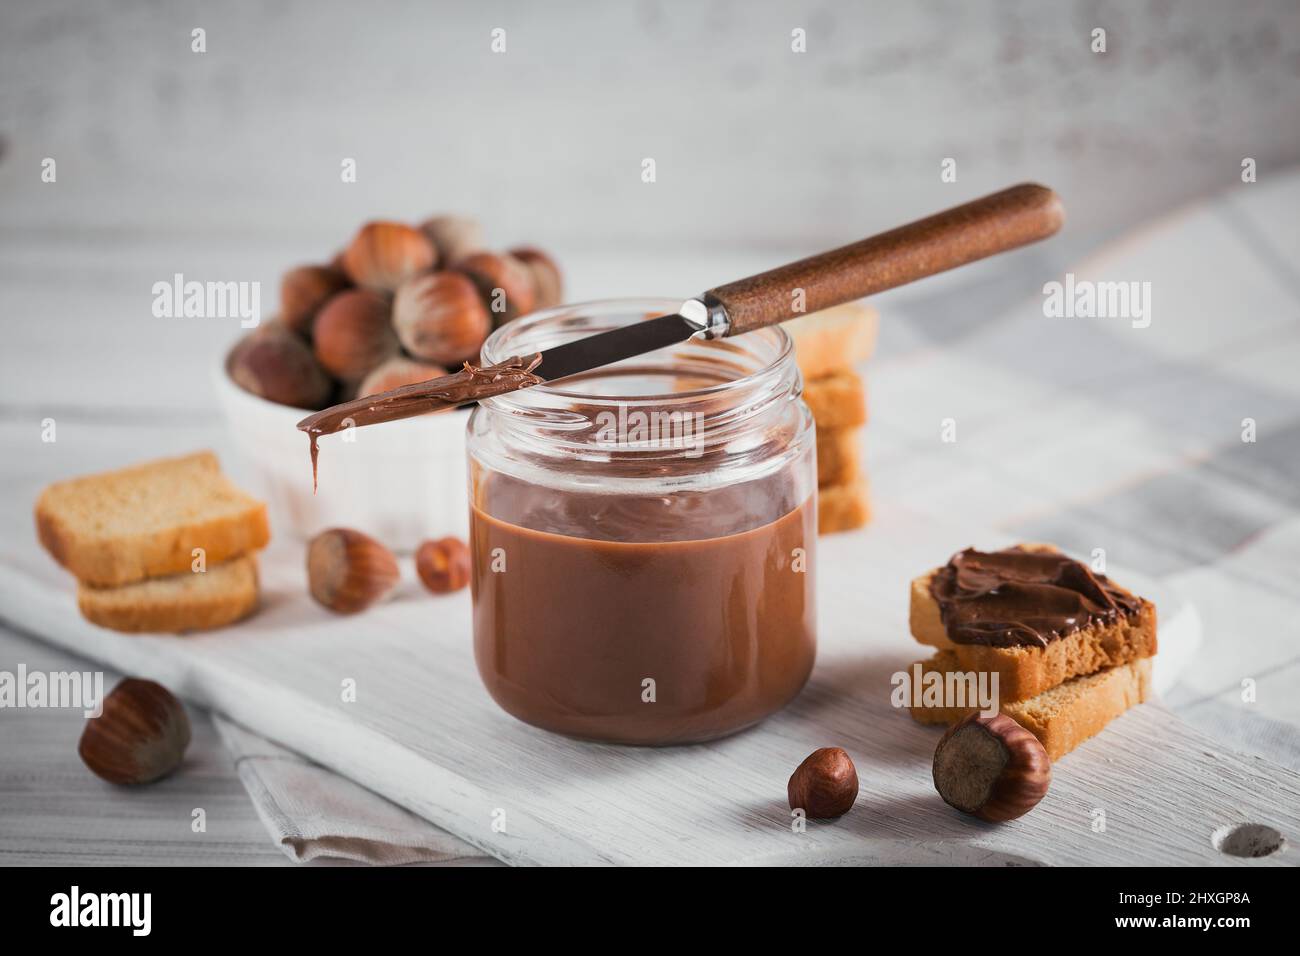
xmin=3 ymin=176 xmax=1299 ymax=864
xmin=0 ymin=629 xmax=290 ymax=866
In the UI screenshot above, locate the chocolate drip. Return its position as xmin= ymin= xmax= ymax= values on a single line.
xmin=929 ymin=546 xmax=1143 ymax=648
xmin=296 ymin=354 xmax=544 ymax=490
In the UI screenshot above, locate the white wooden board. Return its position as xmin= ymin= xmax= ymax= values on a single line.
xmin=2 ymin=500 xmax=1294 ymax=867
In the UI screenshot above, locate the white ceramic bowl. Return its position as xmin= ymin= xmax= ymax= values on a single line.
xmin=212 ymin=357 xmax=469 ymax=552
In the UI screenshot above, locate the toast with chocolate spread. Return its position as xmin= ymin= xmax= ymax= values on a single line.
xmin=909 ymin=544 xmax=1157 ymax=701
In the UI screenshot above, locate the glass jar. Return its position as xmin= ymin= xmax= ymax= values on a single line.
xmin=466 ymin=298 xmax=817 ymax=745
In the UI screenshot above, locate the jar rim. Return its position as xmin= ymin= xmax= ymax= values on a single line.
xmin=479 ymin=297 xmax=794 ymax=407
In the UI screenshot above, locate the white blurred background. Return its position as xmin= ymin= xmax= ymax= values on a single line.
xmin=1 ymin=0 xmax=1297 ymax=411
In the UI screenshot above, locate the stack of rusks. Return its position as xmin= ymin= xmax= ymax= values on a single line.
xmin=907 ymin=544 xmax=1158 ymax=759
xmin=786 ymin=303 xmax=878 ymax=534
xmin=36 ymin=452 xmax=268 ymax=633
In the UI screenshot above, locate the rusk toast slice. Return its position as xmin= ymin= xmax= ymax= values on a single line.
xmin=786 ymin=302 xmax=878 ymax=381
xmin=802 ymin=369 xmax=867 ymax=430
xmin=910 ymin=652 xmax=1153 ymax=761
xmin=77 ymin=554 xmax=260 ymax=633
xmin=815 ymin=427 xmax=862 ymax=487
xmin=909 ymin=549 xmax=1157 ymax=701
xmin=36 ymin=451 xmax=270 ymax=587
xmin=818 ymin=479 xmax=870 ymax=534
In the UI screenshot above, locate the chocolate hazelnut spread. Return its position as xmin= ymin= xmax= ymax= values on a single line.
xmin=470 ymin=476 xmax=816 ymax=745
xmin=295 ymin=355 xmax=543 ymax=488
xmin=929 ymin=547 xmax=1143 ymax=648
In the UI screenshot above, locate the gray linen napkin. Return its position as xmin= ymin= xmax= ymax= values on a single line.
xmin=213 ymin=715 xmax=488 ymax=865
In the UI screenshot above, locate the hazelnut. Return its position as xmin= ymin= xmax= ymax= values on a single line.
xmin=280 ymin=264 xmax=351 ymax=337
xmin=313 ymin=289 xmax=400 ymax=381
xmin=455 ymin=251 xmax=536 ymax=325
xmin=419 ymin=214 xmax=484 ymax=264
xmin=415 ymin=537 xmax=471 ymax=594
xmin=79 ymin=678 xmax=191 ymax=785
xmin=932 ymin=713 xmax=1051 ymax=822
xmin=357 ymin=356 xmax=448 ymax=398
xmin=392 ymin=272 xmax=492 ymax=365
xmin=509 ymin=245 xmax=564 ymax=310
xmin=307 ymin=528 xmax=400 ymax=614
xmin=788 ymin=747 xmax=859 ymax=819
xmin=227 ymin=324 xmax=333 ymax=409
xmin=341 ymin=221 xmax=437 ymax=292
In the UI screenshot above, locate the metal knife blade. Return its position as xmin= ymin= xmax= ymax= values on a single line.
xmin=531 ymin=311 xmax=706 ymax=383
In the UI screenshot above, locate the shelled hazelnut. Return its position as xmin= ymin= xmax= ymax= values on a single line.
xmin=78 ymin=678 xmax=191 ymax=785
xmin=415 ymin=537 xmax=471 ymax=594
xmin=787 ymin=747 xmax=859 ymax=819
xmin=228 ymin=323 xmax=333 ymax=410
xmin=357 ymin=356 xmax=448 ymax=398
xmin=341 ymin=221 xmax=437 ymax=292
xmin=280 ymin=264 xmax=351 ymax=337
xmin=419 ymin=214 xmax=484 ymax=265
xmin=932 ymin=713 xmax=1050 ymax=822
xmin=509 ymin=246 xmax=564 ymax=310
xmin=307 ymin=528 xmax=400 ymax=614
xmin=455 ymin=251 xmax=536 ymax=326
xmin=313 ymin=289 xmax=400 ymax=381
xmin=227 ymin=212 xmax=562 ymax=410
xmin=393 ymin=272 xmax=492 ymax=365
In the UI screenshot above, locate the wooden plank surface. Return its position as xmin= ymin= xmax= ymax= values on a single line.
xmin=2 ymin=491 xmax=1295 ymax=867
xmin=0 ymin=631 xmax=291 ymax=867
xmin=4 ymin=173 xmax=1300 ymax=864
xmin=4 ymin=2 xmax=1296 ymax=250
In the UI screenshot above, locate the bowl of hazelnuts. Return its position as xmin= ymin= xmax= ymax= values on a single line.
xmin=215 ymin=214 xmax=562 ymax=551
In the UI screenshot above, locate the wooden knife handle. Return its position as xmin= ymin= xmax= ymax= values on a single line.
xmin=706 ymin=183 xmax=1064 ymax=336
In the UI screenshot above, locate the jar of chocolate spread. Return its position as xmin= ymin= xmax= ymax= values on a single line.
xmin=466 ymin=299 xmax=817 ymax=745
